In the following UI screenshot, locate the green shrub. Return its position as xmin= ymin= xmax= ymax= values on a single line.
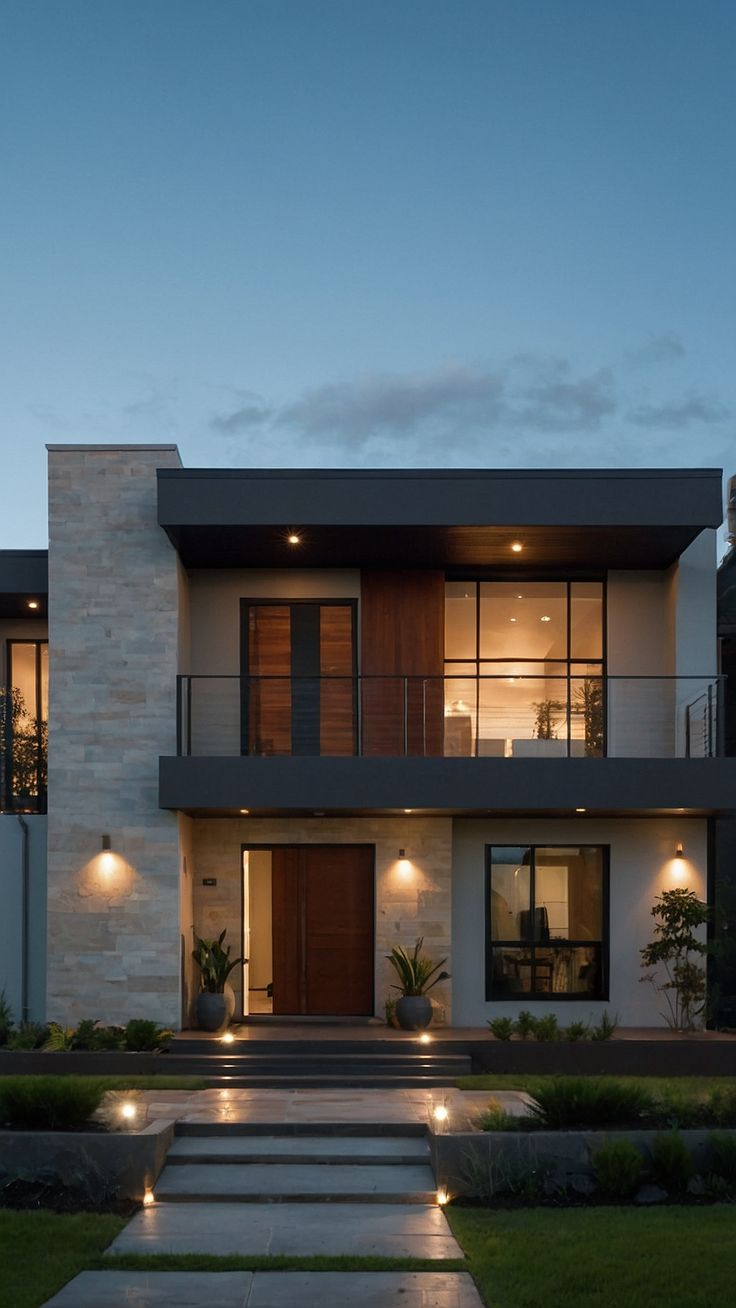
xmin=704 ymin=1084 xmax=736 ymax=1127
xmin=72 ymin=1020 xmax=125 ymax=1051
xmin=514 ymin=1010 xmax=536 ymax=1040
xmin=591 ymin=1010 xmax=618 ymax=1041
xmin=649 ymin=1130 xmax=694 ymax=1192
xmin=488 ymin=1017 xmax=514 ymax=1041
xmin=562 ymin=1021 xmax=590 ymax=1042
xmin=44 ymin=1023 xmax=76 ymax=1052
xmin=6 ymin=1021 xmax=49 ymax=1050
xmin=0 ymin=1076 xmax=107 ymax=1129
xmin=707 ymin=1131 xmax=736 ymax=1185
xmin=123 ymin=1019 xmax=172 ymax=1051
xmin=592 ymin=1138 xmax=643 ymax=1198
xmin=532 ymin=1014 xmax=559 ymax=1042
xmin=529 ymin=1077 xmax=655 ymax=1129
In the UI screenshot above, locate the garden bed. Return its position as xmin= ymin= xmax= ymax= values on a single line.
xmin=0 ymin=1118 xmax=174 ymax=1210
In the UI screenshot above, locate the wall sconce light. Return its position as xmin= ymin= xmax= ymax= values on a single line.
xmin=399 ymin=848 xmax=406 ymax=859
xmin=101 ymin=834 xmax=111 ymax=851
xmin=675 ymin=843 xmax=684 ymax=859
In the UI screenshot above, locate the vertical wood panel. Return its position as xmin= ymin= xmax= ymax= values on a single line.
xmin=247 ymin=606 xmax=292 ymax=754
xmin=271 ymin=848 xmax=300 ymax=1014
xmin=360 ymin=571 xmax=444 ymax=754
xmin=320 ymin=606 xmax=356 ymax=754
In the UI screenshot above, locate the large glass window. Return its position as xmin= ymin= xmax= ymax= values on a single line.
xmin=1 ymin=641 xmax=48 ymax=811
xmin=486 ymin=845 xmax=608 ymax=999
xmin=444 ymin=581 xmax=604 ymax=756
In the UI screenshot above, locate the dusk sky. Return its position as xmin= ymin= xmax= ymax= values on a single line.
xmin=1 ymin=0 xmax=734 ymax=546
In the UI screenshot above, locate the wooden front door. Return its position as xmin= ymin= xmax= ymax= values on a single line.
xmin=241 ymin=601 xmax=356 ymax=756
xmin=271 ymin=845 xmax=374 ymax=1015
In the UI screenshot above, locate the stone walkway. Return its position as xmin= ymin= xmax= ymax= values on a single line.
xmin=44 ymin=1093 xmax=500 ymax=1307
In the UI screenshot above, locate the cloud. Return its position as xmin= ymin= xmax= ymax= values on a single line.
xmin=628 ymin=394 xmax=730 ymax=430
xmin=510 ymin=362 xmax=616 ymax=432
xmin=625 ymin=334 xmax=687 ymax=367
xmin=211 ymin=403 xmax=273 ymax=434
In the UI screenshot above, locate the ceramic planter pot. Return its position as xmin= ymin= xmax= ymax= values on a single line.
xmin=395 ymin=996 xmax=433 ymax=1030
xmin=196 ymin=991 xmax=229 ymax=1032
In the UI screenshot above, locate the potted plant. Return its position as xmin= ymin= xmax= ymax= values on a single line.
xmin=386 ymin=937 xmax=450 ymax=1030
xmin=192 ymin=930 xmax=244 ymax=1031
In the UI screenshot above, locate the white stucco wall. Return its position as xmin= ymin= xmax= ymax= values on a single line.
xmin=451 ymin=816 xmax=708 ymax=1027
xmin=187 ymin=569 xmax=361 ymax=675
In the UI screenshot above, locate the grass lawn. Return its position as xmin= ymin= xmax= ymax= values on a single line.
xmin=447 ymin=1206 xmax=736 ymax=1308
xmin=0 ymin=1211 xmax=126 ymax=1308
xmin=456 ymin=1072 xmax=736 ymax=1095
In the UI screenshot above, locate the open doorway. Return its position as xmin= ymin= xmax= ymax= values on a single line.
xmin=241 ymin=844 xmax=375 ymax=1017
xmin=242 ymin=849 xmax=273 ymax=1015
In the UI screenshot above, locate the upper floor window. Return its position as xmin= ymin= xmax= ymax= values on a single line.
xmin=444 ymin=581 xmax=604 ymax=757
xmin=0 ymin=640 xmax=48 ymax=812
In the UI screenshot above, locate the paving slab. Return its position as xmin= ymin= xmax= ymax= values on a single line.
xmin=154 ymin=1162 xmax=436 ymax=1202
xmin=106 ymin=1201 xmax=462 ymax=1258
xmin=247 ymin=1271 xmax=483 ymax=1306
xmin=42 ymin=1271 xmax=252 ymax=1307
xmin=167 ymin=1135 xmax=430 ymax=1163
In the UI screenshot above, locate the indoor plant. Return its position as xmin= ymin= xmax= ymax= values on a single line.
xmin=192 ymin=929 xmax=244 ymax=1031
xmin=386 ymin=937 xmax=450 ymax=1029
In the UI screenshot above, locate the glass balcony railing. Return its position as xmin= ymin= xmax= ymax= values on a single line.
xmin=176 ymin=674 xmax=724 ymax=760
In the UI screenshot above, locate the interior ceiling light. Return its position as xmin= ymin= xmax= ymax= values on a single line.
xmin=510 ymin=541 xmax=523 ymax=553
xmin=541 ymin=615 xmax=551 ymax=622
xmin=27 ymin=600 xmax=39 ymax=610
xmin=510 ymin=617 xmax=518 ymax=623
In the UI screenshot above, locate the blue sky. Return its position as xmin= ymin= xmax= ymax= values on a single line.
xmin=1 ymin=0 xmax=734 ymax=545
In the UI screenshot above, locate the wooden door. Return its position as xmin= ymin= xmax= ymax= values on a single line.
xmin=242 ymin=602 xmax=356 ymax=755
xmin=271 ymin=846 xmax=374 ymax=1015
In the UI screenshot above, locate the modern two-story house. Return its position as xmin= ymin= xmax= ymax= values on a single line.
xmin=1 ymin=445 xmax=734 ymax=1030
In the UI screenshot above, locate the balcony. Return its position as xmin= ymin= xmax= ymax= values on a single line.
xmin=176 ymin=674 xmax=723 ymax=760
xmin=0 ymin=728 xmax=47 ymax=814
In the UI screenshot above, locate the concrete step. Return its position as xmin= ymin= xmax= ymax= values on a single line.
xmin=167 ymin=1134 xmax=430 ymax=1165
xmin=105 ymin=1201 xmax=462 ymax=1258
xmin=154 ymin=1162 xmax=438 ymax=1204
xmin=184 ymin=1074 xmax=461 ymax=1088
xmin=174 ymin=1121 xmax=428 ymax=1138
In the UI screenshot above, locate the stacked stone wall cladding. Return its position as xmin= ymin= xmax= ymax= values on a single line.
xmin=192 ymin=816 xmax=453 ymax=1021
xmin=46 ymin=446 xmax=184 ymax=1027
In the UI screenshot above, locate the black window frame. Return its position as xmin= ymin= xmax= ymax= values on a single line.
xmin=3 ymin=638 xmax=48 ymax=813
xmin=444 ymin=576 xmax=607 ymax=757
xmin=485 ymin=843 xmax=610 ymax=1001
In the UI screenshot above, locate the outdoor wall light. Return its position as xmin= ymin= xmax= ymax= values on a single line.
xmin=101 ymin=834 xmax=111 ymax=851
xmin=398 ymin=848 xmax=406 ymax=859
xmin=418 ymin=1032 xmax=432 ymax=1045
xmin=99 ymin=834 xmax=115 ymax=873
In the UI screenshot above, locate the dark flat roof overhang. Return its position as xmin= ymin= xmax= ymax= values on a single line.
xmin=157 ymin=468 xmax=722 ymax=569
xmin=0 ymin=551 xmax=48 ymax=618
xmin=159 ymin=755 xmax=736 ymax=818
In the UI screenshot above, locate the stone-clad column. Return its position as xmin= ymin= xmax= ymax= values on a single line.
xmin=46 ymin=445 xmax=184 ymax=1027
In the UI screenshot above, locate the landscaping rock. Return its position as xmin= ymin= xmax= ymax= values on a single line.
xmin=635 ymin=1184 xmax=668 ymax=1205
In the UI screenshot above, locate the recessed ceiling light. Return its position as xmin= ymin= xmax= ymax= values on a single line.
xmin=516 ymin=594 xmax=523 ymax=600
xmin=287 ymin=533 xmax=301 ymax=545
xmin=510 ymin=617 xmax=518 ymax=623
xmin=239 ymin=808 xmax=249 ymax=814
xmin=541 ymin=615 xmax=551 ymax=622
xmin=510 ymin=542 xmax=523 ymax=553
xmin=404 ymin=808 xmax=413 ymax=813
xmin=575 ymin=807 xmax=586 ymax=813
xmin=27 ymin=600 xmax=39 ymax=610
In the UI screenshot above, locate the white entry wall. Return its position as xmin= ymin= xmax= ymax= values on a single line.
xmin=451 ymin=816 xmax=708 ymax=1027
